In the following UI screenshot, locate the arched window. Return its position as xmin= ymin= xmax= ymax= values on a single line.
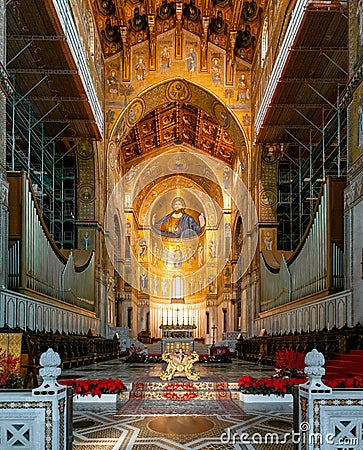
xmin=261 ymin=17 xmax=268 ymax=63
xmin=173 ymin=276 xmax=185 ymax=298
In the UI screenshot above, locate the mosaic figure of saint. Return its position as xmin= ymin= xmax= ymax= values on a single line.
xmin=140 ymin=273 xmax=148 ymax=292
xmin=82 ymin=231 xmax=91 ymax=250
xmin=237 ymin=74 xmax=250 ymax=102
xmin=153 ymin=277 xmax=158 ymax=295
xmin=263 ymin=231 xmax=273 ymax=251
xmin=211 ymin=58 xmax=221 ymax=84
xmin=186 ymin=48 xmax=197 ymax=72
xmin=208 ymin=240 xmax=216 ymax=258
xmin=139 ymin=238 xmax=147 ymax=259
xmin=160 ymin=46 xmax=171 ymax=74
xmin=135 ymin=57 xmax=146 ymax=80
xmin=152 ymin=197 xmax=205 ymax=239
xmin=174 ymin=245 xmax=183 ymax=268
xmin=107 ymin=70 xmax=118 ymax=94
xmin=197 ymin=244 xmax=204 ymax=267
xmin=210 ymin=10 xmax=227 ymax=34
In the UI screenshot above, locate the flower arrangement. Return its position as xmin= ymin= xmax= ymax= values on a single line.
xmin=59 ymin=378 xmax=126 ymax=397
xmin=237 ymin=348 xmax=308 ymax=397
xmin=237 ymin=374 xmax=363 ymax=397
xmin=325 ymin=376 xmax=363 ymax=389
xmin=274 ymin=348 xmax=305 ymax=378
xmin=237 ymin=375 xmax=305 ymax=397
xmin=0 ymin=348 xmax=24 ymax=389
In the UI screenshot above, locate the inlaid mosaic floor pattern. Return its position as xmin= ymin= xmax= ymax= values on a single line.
xmin=73 ymin=408 xmax=294 ymax=449
xmin=65 ymin=358 xmax=295 ymax=449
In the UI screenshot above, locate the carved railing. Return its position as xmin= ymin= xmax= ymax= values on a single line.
xmin=0 ymin=288 xmax=99 ymax=334
xmin=255 ymin=289 xmax=352 ymax=336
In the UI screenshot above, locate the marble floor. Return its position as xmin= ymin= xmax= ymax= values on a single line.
xmin=61 ymin=358 xmax=275 ymax=384
xmin=62 ymin=359 xmax=294 ymax=450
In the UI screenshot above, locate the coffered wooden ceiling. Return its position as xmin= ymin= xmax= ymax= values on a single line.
xmin=92 ymin=0 xmax=263 ymax=62
xmin=121 ymin=102 xmax=236 ymax=164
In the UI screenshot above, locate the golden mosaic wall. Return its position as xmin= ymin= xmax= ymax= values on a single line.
xmin=104 ymin=29 xmax=251 ymax=157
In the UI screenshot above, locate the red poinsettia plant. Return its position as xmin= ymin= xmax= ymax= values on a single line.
xmin=237 ymin=375 xmax=305 ymax=397
xmin=274 ymin=348 xmax=305 ymax=378
xmin=59 ymin=378 xmax=126 ymax=397
xmin=325 ymin=376 xmax=363 ymax=389
xmin=237 ymin=374 xmax=363 ymax=397
xmin=0 ymin=348 xmax=24 ymax=389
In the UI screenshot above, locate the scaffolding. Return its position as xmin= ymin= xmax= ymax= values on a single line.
xmin=5 ymin=74 xmax=76 ymax=249
xmin=277 ymin=100 xmax=347 ymax=250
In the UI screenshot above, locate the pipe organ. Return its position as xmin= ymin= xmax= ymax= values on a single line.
xmin=7 ymin=172 xmax=95 ymax=311
xmin=260 ymin=177 xmax=345 ymax=312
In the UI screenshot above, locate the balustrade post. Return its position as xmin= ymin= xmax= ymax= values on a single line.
xmin=32 ymin=348 xmax=72 ymax=450
xmin=297 ymin=349 xmax=331 ymax=450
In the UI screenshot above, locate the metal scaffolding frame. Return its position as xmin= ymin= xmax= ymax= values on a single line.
xmin=5 ymin=72 xmax=76 ymax=249
xmin=276 ymin=86 xmax=347 ymax=250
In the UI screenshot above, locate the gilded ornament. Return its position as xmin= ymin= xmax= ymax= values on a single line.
xmin=160 ymin=350 xmax=200 ymax=381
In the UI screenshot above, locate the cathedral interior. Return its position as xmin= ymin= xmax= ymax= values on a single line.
xmin=0 ymin=0 xmax=363 ymax=450
xmin=0 ymin=0 xmax=363 ymax=445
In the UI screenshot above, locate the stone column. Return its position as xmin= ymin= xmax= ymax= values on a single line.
xmin=96 ymin=266 xmax=108 ymax=336
xmin=0 ymin=0 xmax=9 ymax=289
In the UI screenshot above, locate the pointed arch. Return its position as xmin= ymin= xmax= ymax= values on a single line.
xmin=108 ymin=77 xmax=249 ymax=170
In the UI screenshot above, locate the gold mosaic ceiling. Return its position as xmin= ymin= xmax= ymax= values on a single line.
xmin=120 ymin=102 xmax=236 ymax=164
xmin=92 ymin=0 xmax=263 ymax=62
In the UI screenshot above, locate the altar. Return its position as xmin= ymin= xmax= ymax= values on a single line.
xmin=159 ymin=323 xmax=196 ymax=354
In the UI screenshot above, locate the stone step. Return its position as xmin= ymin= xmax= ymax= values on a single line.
xmin=131 ymin=380 xmax=237 ymax=391
xmin=128 ymin=380 xmax=239 ymax=401
xmin=145 ymin=343 xmax=210 ymax=353
xmin=348 ymin=350 xmax=363 ymax=355
xmin=325 ymin=350 xmax=363 ymax=378
xmin=129 ymin=390 xmax=239 ymax=400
